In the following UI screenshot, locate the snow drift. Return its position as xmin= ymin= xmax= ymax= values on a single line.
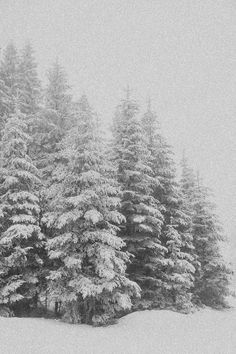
xmin=0 ymin=304 xmax=235 ymax=354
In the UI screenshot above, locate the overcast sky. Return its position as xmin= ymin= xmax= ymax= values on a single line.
xmin=1 ymin=0 xmax=236 ymax=254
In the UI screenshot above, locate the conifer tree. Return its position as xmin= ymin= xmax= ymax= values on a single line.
xmin=29 ymin=60 xmax=72 ymax=172
xmin=180 ymin=154 xmax=201 ymax=276
xmin=181 ymin=158 xmax=231 ymax=307
xmin=0 ymin=43 xmax=19 ymax=113
xmin=32 ymin=61 xmax=73 ymax=179
xmin=0 ymin=78 xmax=11 ymax=140
xmin=141 ymin=103 xmax=195 ymax=310
xmin=18 ymin=43 xmax=41 ymax=115
xmin=0 ymin=104 xmax=45 ymax=314
xmin=45 ymin=60 xmax=72 ymax=131
xmin=26 ymin=62 xmax=74 ymax=313
xmin=112 ymin=92 xmax=166 ymax=308
xmin=194 ymin=183 xmax=231 ymax=307
xmin=43 ymin=95 xmax=140 ymax=325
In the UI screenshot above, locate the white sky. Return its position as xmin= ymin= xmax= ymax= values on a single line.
xmin=0 ymin=0 xmax=236 ymax=252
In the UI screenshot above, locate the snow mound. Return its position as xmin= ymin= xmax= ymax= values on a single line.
xmin=0 ymin=307 xmax=235 ymax=354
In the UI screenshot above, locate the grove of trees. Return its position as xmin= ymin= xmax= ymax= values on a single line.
xmin=0 ymin=43 xmax=232 ymax=325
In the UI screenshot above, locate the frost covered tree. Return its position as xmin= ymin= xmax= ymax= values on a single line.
xmin=18 ymin=43 xmax=41 ymax=115
xmin=28 ymin=60 xmax=72 ymax=171
xmin=0 ymin=43 xmax=20 ymax=113
xmin=0 ymin=77 xmax=11 ymax=140
xmin=180 ymin=154 xmax=201 ymax=276
xmin=30 ymin=61 xmax=72 ymax=243
xmin=31 ymin=60 xmax=73 ymax=181
xmin=0 ymin=104 xmax=45 ymax=315
xmin=43 ymin=95 xmax=140 ymax=325
xmin=45 ymin=60 xmax=72 ymax=131
xmin=181 ymin=159 xmax=231 ymax=307
xmin=193 ymin=184 xmax=231 ymax=308
xmin=141 ymin=103 xmax=195 ymax=310
xmin=112 ymin=92 xmax=166 ymax=308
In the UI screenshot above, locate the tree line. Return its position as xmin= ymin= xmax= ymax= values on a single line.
xmin=0 ymin=43 xmax=231 ymax=325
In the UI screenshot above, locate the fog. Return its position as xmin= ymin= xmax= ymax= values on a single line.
xmin=1 ymin=0 xmax=235 ymax=256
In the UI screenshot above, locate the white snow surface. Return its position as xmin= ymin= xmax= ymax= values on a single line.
xmin=1 ymin=300 xmax=236 ymax=354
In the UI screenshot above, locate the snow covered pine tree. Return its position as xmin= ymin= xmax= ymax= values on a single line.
xmin=0 ymin=77 xmax=11 ymax=141
xmin=0 ymin=43 xmax=20 ymax=114
xmin=18 ymin=43 xmax=41 ymax=116
xmin=141 ymin=103 xmax=195 ymax=311
xmin=181 ymin=157 xmax=231 ymax=308
xmin=44 ymin=95 xmax=140 ymax=325
xmin=0 ymin=43 xmax=20 ymax=140
xmin=0 ymin=104 xmax=44 ymax=315
xmin=112 ymin=92 xmax=168 ymax=309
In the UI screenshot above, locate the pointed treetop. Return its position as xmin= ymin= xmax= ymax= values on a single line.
xmin=55 ymin=56 xmax=60 ymax=67
xmin=182 ymin=148 xmax=186 ymax=162
xmin=3 ymin=42 xmax=17 ymax=55
xmin=12 ymin=89 xmax=22 ymax=113
xmin=79 ymin=94 xmax=90 ymax=111
xmin=125 ymin=84 xmax=131 ymax=100
xmin=22 ymin=41 xmax=33 ymax=53
xmin=196 ymin=170 xmax=201 ymax=189
xmin=147 ymin=95 xmax=152 ymax=111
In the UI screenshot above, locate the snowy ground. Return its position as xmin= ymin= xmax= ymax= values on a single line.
xmin=1 ymin=299 xmax=236 ymax=354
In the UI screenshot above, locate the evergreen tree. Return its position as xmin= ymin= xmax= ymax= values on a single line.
xmin=0 ymin=43 xmax=19 ymax=113
xmin=180 ymin=154 xmax=201 ymax=277
xmin=0 ymin=104 xmax=45 ymax=314
xmin=43 ymin=95 xmax=140 ymax=325
xmin=18 ymin=43 xmax=41 ymax=115
xmin=112 ymin=92 xmax=166 ymax=309
xmin=32 ymin=61 xmax=73 ymax=181
xmin=141 ymin=103 xmax=195 ymax=310
xmin=26 ymin=62 xmax=74 ymax=312
xmin=181 ymin=159 xmax=231 ymax=307
xmin=45 ymin=60 xmax=72 ymax=132
xmin=0 ymin=77 xmax=11 ymax=140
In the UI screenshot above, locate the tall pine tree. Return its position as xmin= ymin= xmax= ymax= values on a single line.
xmin=0 ymin=103 xmax=45 ymax=314
xmin=112 ymin=92 xmax=167 ymax=309
xmin=43 ymin=95 xmax=140 ymax=324
xmin=141 ymin=102 xmax=195 ymax=311
xmin=0 ymin=77 xmax=11 ymax=140
xmin=0 ymin=43 xmax=20 ymax=113
xmin=45 ymin=60 xmax=72 ymax=131
xmin=18 ymin=43 xmax=41 ymax=115
xmin=181 ymin=158 xmax=231 ymax=307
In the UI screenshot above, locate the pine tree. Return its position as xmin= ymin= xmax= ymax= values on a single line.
xmin=32 ymin=60 xmax=73 ymax=182
xmin=141 ymin=103 xmax=195 ymax=311
xmin=43 ymin=95 xmax=140 ymax=325
xmin=45 ymin=60 xmax=72 ymax=132
xmin=18 ymin=43 xmax=41 ymax=115
xmin=25 ymin=62 xmax=74 ymax=313
xmin=0 ymin=104 xmax=45 ymax=315
xmin=0 ymin=77 xmax=11 ymax=140
xmin=181 ymin=160 xmax=231 ymax=307
xmin=112 ymin=92 xmax=166 ymax=309
xmin=30 ymin=60 xmax=72 ymax=172
xmin=0 ymin=43 xmax=19 ymax=113
xmin=180 ymin=154 xmax=201 ymax=277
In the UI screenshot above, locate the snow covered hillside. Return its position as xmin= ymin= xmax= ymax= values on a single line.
xmin=1 ymin=304 xmax=236 ymax=354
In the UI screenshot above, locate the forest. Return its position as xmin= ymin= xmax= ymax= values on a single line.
xmin=0 ymin=43 xmax=232 ymax=326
